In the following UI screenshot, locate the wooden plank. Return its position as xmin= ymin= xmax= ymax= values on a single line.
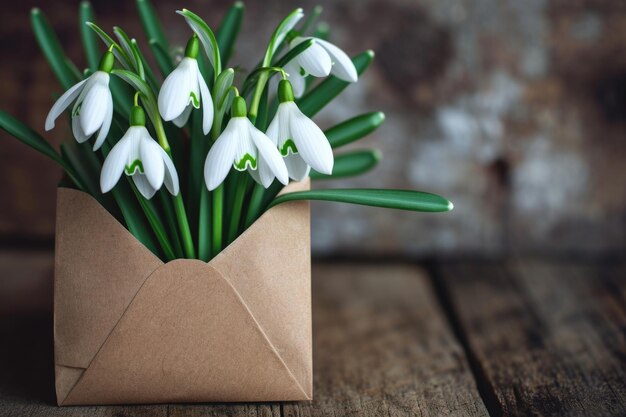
xmin=0 ymin=261 xmax=487 ymax=417
xmin=169 ymin=264 xmax=488 ymax=417
xmin=439 ymin=260 xmax=626 ymax=417
xmin=282 ymin=263 xmax=488 ymax=417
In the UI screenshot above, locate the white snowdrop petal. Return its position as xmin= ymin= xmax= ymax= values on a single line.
xmin=249 ymin=125 xmax=288 ymax=185
xmin=257 ymin=157 xmax=278 ymax=188
xmin=100 ymin=134 xmax=132 ymax=193
xmin=92 ymin=92 xmax=113 ymax=151
xmin=287 ymin=102 xmax=334 ymax=174
xmin=198 ymin=68 xmax=214 ymax=135
xmin=248 ymin=166 xmax=263 ymax=186
xmin=172 ymin=104 xmax=193 ymax=128
xmin=72 ymin=116 xmax=90 ymax=143
xmin=265 ymin=112 xmax=280 ymax=146
xmin=45 ymin=78 xmax=88 ymax=131
xmin=234 ymin=126 xmax=257 ymax=171
xmin=139 ymin=134 xmax=166 ymax=191
xmin=284 ymin=153 xmax=311 ymax=181
xmin=295 ymin=39 xmax=332 ymax=77
xmin=160 ymin=147 xmax=180 ymax=196
xmin=316 ymin=38 xmax=358 ymax=82
xmin=204 ymin=119 xmax=240 ymax=190
xmin=158 ymin=58 xmax=195 ymax=121
xmin=133 ymin=173 xmax=157 ymax=199
xmin=79 ymin=77 xmax=110 ymax=136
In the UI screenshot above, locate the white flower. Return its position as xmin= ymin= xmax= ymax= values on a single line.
xmin=204 ymin=98 xmax=288 ymax=190
xmin=158 ymin=57 xmax=213 ymax=134
xmin=285 ymin=36 xmax=358 ymax=97
xmin=265 ymin=80 xmax=334 ymax=181
xmin=100 ymin=125 xmax=180 ymax=199
xmin=45 ymin=71 xmax=113 ymax=151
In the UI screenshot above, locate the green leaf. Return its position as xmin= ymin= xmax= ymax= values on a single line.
xmin=263 ymin=8 xmax=304 ymax=66
xmin=297 ymin=50 xmax=375 ymax=117
xmin=326 ymin=111 xmax=385 ymax=148
xmin=79 ymin=2 xmax=100 ymax=71
xmin=216 ymin=2 xmax=244 ymax=64
xmin=136 ymin=0 xmax=169 ymax=50
xmin=60 ymin=142 xmax=101 ymax=197
xmin=177 ymin=9 xmax=221 ymax=76
xmin=31 ymin=8 xmax=80 ymax=90
xmin=158 ymin=190 xmax=184 ymax=258
xmin=0 ymin=110 xmax=63 ymax=165
xmin=310 ymin=149 xmax=381 ymax=180
xmin=271 ymin=189 xmax=453 ymax=213
xmin=131 ymin=39 xmax=159 ymax=90
xmin=149 ymin=39 xmax=173 ymax=77
xmin=113 ymin=26 xmax=144 ymax=79
xmin=86 ymin=22 xmax=132 ymax=69
xmin=131 ymin=185 xmax=177 ymax=261
xmin=214 ymin=68 xmax=235 ymax=112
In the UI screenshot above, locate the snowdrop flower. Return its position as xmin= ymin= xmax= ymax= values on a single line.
xmin=158 ymin=35 xmax=213 ymax=134
xmin=101 ymin=105 xmax=179 ymax=199
xmin=266 ymin=80 xmax=333 ymax=181
xmin=204 ymin=96 xmax=288 ymax=191
xmin=45 ymin=51 xmax=114 ymax=151
xmin=285 ymin=34 xmax=358 ymax=97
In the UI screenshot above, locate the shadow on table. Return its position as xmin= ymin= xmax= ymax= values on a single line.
xmin=0 ymin=313 xmax=56 ymax=405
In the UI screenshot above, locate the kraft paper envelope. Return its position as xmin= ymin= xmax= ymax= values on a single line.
xmin=54 ymin=181 xmax=312 ymax=405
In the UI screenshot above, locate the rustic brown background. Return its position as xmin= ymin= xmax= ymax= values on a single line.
xmin=1 ymin=0 xmax=624 ymax=257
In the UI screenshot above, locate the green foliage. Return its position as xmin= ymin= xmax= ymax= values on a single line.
xmin=3 ymin=2 xmax=452 ymax=262
xmin=271 ymin=189 xmax=453 ymax=213
xmin=310 ymin=150 xmax=381 ymax=180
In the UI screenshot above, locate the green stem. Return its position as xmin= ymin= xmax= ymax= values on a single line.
xmin=244 ymin=182 xmax=266 ymax=229
xmin=248 ymin=72 xmax=269 ymax=120
xmin=198 ymin=186 xmax=212 ymax=261
xmin=212 ymin=185 xmax=224 ymax=254
xmin=130 ymin=183 xmax=177 ymax=261
xmin=158 ymin=190 xmax=184 ymax=258
xmin=155 ymin=119 xmax=196 ymax=259
xmin=200 ymin=122 xmax=224 ymax=261
xmin=227 ymin=173 xmax=249 ymax=245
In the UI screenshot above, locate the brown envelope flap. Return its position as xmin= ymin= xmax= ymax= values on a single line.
xmin=210 ymin=179 xmax=312 ymax=395
xmin=61 ymin=260 xmax=309 ymax=405
xmin=54 ymin=188 xmax=163 ymax=371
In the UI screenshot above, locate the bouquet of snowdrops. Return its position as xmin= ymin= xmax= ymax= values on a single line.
xmin=0 ymin=1 xmax=452 ymax=262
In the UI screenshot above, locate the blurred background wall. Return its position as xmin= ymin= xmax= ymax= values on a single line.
xmin=0 ymin=0 xmax=624 ymax=258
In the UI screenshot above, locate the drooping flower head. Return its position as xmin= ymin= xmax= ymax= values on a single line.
xmin=45 ymin=51 xmax=114 ymax=150
xmin=285 ymin=32 xmax=358 ymax=97
xmin=204 ymin=96 xmax=288 ymax=191
xmin=158 ymin=35 xmax=213 ymax=134
xmin=101 ymin=105 xmax=180 ymax=199
xmin=266 ymin=79 xmax=334 ymax=181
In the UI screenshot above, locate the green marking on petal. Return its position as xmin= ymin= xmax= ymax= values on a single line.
xmin=280 ymin=139 xmax=298 ymax=156
xmin=125 ymin=159 xmax=144 ymax=175
xmin=72 ymin=102 xmax=82 ymax=117
xmin=233 ymin=153 xmax=257 ymax=171
xmin=190 ymin=91 xmax=200 ymax=108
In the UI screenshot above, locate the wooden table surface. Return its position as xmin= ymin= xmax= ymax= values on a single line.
xmin=0 ymin=254 xmax=624 ymax=417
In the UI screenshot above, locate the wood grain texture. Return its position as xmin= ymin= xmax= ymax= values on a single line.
xmin=0 ymin=262 xmax=487 ymax=417
xmin=439 ymin=260 xmax=626 ymax=417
